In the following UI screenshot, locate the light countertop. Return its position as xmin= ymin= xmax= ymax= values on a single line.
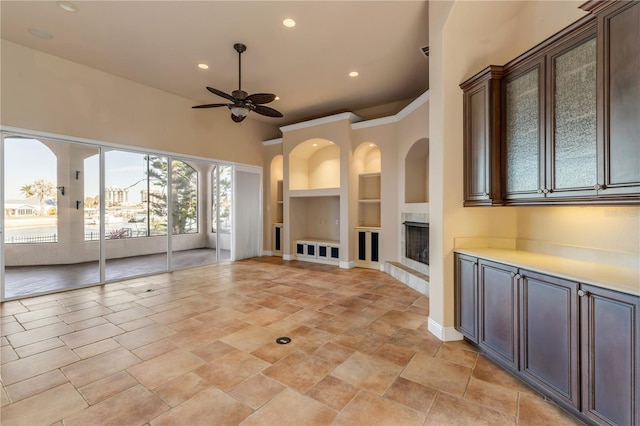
xmin=454 ymin=248 xmax=640 ymax=297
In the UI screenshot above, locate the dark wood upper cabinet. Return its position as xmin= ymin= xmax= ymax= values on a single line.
xmin=461 ymin=0 xmax=640 ymax=205
xmin=461 ymin=66 xmax=504 ymax=206
xmin=587 ymin=0 xmax=640 ymax=198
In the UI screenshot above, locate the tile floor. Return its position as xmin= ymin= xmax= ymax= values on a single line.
xmin=0 ymin=257 xmax=581 ymax=425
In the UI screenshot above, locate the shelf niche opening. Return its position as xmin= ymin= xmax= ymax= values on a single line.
xmin=289 ymin=138 xmax=340 ymax=190
xmin=405 ymin=138 xmax=429 ymax=203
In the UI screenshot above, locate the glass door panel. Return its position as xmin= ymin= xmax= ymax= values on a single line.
xmin=104 ymin=150 xmax=168 ymax=281
xmin=170 ymin=159 xmax=217 ymax=269
xmin=3 ymin=137 xmax=100 ymax=298
xmin=212 ymin=164 xmax=232 ymax=262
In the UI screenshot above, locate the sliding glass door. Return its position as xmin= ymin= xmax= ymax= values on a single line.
xmin=0 ymin=131 xmax=255 ymax=301
xmin=2 ymin=137 xmax=101 ymax=298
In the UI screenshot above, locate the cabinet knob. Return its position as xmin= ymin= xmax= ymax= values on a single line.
xmin=578 ymin=289 xmax=589 ymax=297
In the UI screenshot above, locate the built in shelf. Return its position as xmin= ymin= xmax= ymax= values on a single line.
xmin=289 ymin=188 xmax=341 ymax=198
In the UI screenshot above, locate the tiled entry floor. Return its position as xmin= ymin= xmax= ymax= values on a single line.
xmin=0 ymin=257 xmax=580 ymax=425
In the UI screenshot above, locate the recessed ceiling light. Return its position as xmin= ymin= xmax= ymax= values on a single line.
xmin=28 ymin=28 xmax=53 ymax=40
xmin=369 ymin=143 xmax=375 ymax=147
xmin=57 ymin=1 xmax=78 ymax=12
xmin=312 ymin=143 xmax=318 ymax=147
xmin=197 ymin=63 xmax=209 ymax=70
xmin=283 ymin=18 xmax=296 ymax=28
xmin=349 ymin=71 xmax=359 ymax=77
xmin=275 ymin=96 xmax=280 ymax=101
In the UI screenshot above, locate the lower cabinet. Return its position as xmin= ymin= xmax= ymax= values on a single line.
xmin=581 ymin=285 xmax=639 ymax=426
xmin=355 ymin=228 xmax=380 ymax=268
xmin=454 ymin=253 xmax=639 ymax=426
xmin=273 ymin=224 xmax=283 ymax=256
xmin=295 ymin=239 xmax=339 ymax=264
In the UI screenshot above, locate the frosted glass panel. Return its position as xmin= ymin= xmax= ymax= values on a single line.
xmin=506 ymin=68 xmax=540 ymax=193
xmin=554 ymin=38 xmax=597 ymax=189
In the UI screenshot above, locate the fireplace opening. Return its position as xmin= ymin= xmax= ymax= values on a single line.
xmin=404 ymin=221 xmax=429 ymax=265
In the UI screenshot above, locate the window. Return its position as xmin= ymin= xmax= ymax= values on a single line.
xmin=171 ymin=159 xmax=198 ymax=234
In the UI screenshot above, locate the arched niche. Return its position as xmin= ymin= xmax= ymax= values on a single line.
xmin=353 ymin=142 xmax=381 ymax=174
xmin=405 ymin=138 xmax=429 ymax=203
xmin=289 ymin=138 xmax=339 ymax=190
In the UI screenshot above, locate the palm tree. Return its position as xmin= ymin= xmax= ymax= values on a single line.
xmin=20 ymin=179 xmax=56 ymax=215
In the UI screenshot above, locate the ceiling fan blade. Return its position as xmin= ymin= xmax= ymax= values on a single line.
xmin=245 ymin=93 xmax=276 ymax=104
xmin=192 ymin=103 xmax=230 ymax=109
xmin=231 ymin=113 xmax=246 ymax=123
xmin=207 ymin=87 xmax=235 ymax=102
xmin=253 ymin=105 xmax=284 ymax=118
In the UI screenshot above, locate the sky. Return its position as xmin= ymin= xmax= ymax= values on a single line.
xmin=4 ymin=138 xmax=161 ymax=204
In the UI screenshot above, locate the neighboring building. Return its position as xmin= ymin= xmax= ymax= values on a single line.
xmin=4 ymin=203 xmax=36 ymax=216
xmin=105 ymin=185 xmax=129 ymax=205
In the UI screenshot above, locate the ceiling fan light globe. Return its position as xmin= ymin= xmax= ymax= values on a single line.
xmin=230 ymin=106 xmax=249 ymax=118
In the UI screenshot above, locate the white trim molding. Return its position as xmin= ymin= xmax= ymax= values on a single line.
xmin=339 ymin=260 xmax=355 ymax=269
xmin=428 ymin=317 xmax=464 ymax=342
xmin=280 ymin=112 xmax=362 ymax=133
xmin=283 ymin=254 xmax=294 ymax=261
xmin=262 ymin=138 xmax=283 ymax=146
xmin=351 ymin=90 xmax=430 ymax=130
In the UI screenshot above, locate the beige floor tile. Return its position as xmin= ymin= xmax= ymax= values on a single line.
xmin=473 ymin=354 xmax=534 ymax=394
xmin=60 ymin=323 xmax=124 ymax=349
xmin=384 ymin=376 xmax=438 ymax=413
xmin=190 ymin=339 xmax=235 ymax=362
xmin=229 ymin=373 xmax=286 ymax=409
xmin=5 ymin=369 xmax=68 ymax=402
xmin=196 ymin=349 xmax=269 ymax=391
xmin=220 ymin=324 xmax=280 ymax=352
xmin=464 ymin=377 xmax=519 ymax=417
xmin=436 ymin=342 xmax=479 ymax=368
xmin=305 ymin=375 xmax=359 ymax=411
xmin=154 ymin=372 xmax=212 ymax=407
xmin=14 ymin=305 xmax=70 ymax=324
xmin=251 ymin=339 xmax=297 ymax=363
xmin=61 ymin=347 xmax=141 ymax=387
xmin=332 ymin=351 xmax=403 ymax=395
xmin=1 ymin=345 xmax=18 ymax=363
xmin=0 ymin=383 xmax=87 ymax=426
xmin=102 ymin=305 xmax=154 ymax=324
xmin=377 ymin=309 xmax=427 ymax=330
xmin=1 ymin=346 xmax=79 ymax=385
xmin=425 ymin=393 xmax=515 ymax=425
xmin=113 ymin=323 xmax=176 ymax=350
xmin=0 ymin=301 xmax=28 ymax=316
xmin=73 ymin=338 xmax=121 ymax=359
xmin=78 ymin=371 xmax=138 ymax=405
xmin=57 ymin=306 xmax=113 ymax=324
xmin=6 ymin=322 xmax=73 ymax=348
xmin=127 ymin=348 xmax=204 ymax=389
xmin=388 ymin=327 xmax=443 ymax=356
xmin=68 ymin=316 xmax=108 ymax=331
xmin=132 ymin=339 xmax=179 ymax=360
xmin=239 ymin=306 xmax=289 ymax=326
xmin=118 ymin=316 xmax=155 ymax=331
xmin=1 ymin=385 xmax=9 ymax=407
xmin=312 ymin=341 xmax=355 ymax=365
xmin=13 ymin=337 xmax=64 ymax=358
xmin=151 ymin=386 xmax=253 ymax=426
xmin=332 ymin=327 xmax=389 ymax=354
xmin=333 ymin=390 xmax=425 ymax=426
xmin=0 ymin=321 xmax=25 ymax=337
xmin=64 ymin=385 xmax=169 ymax=426
xmin=401 ymin=352 xmax=472 ymax=398
xmin=374 ymin=342 xmax=416 ymax=366
xmin=264 ymin=351 xmax=335 ymax=393
xmin=517 ymin=392 xmax=581 ymax=425
xmin=21 ymin=315 xmax=63 ymax=330
xmin=241 ymin=387 xmax=336 ymax=426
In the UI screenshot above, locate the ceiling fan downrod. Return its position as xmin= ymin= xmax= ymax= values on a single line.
xmin=234 ymin=43 xmax=246 ymax=94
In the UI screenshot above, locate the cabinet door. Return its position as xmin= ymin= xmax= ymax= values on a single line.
xmin=547 ymin=29 xmax=598 ymax=198
xmin=478 ymin=260 xmax=519 ymax=369
xmin=580 ymin=284 xmax=639 ymax=426
xmin=520 ymin=270 xmax=579 ymax=408
xmin=503 ymin=59 xmax=546 ymax=201
xmin=273 ymin=225 xmax=282 ymax=253
xmin=454 ymin=254 xmax=478 ymax=343
xmin=461 ymin=66 xmax=503 ymax=206
xmin=598 ymin=1 xmax=640 ymax=197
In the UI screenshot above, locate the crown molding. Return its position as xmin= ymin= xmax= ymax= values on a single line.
xmin=351 ymin=90 xmax=429 ymax=130
xmin=280 ymin=112 xmax=362 ymax=133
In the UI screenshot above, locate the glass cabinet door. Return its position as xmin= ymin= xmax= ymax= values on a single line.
xmin=504 ymin=63 xmax=544 ymax=199
xmin=549 ymin=35 xmax=597 ymax=195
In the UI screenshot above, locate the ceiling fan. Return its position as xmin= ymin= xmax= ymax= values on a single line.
xmin=192 ymin=43 xmax=283 ymax=123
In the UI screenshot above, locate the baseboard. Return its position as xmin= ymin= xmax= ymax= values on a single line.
xmin=428 ymin=318 xmax=464 ymax=342
xmin=262 ymin=250 xmax=273 ymax=256
xmin=283 ymin=254 xmax=294 ymax=261
xmin=339 ymin=261 xmax=355 ymax=269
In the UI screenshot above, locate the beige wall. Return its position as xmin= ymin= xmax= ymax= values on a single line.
xmin=430 ymin=1 xmax=640 ymax=336
xmin=1 ymin=40 xmax=278 ymax=165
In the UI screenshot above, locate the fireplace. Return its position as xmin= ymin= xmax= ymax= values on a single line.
xmin=403 ymin=221 xmax=429 ymax=265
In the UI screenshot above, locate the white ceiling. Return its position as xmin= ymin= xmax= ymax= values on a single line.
xmin=0 ymin=1 xmax=429 ymax=127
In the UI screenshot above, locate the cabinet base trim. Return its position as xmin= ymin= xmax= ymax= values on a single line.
xmin=428 ymin=318 xmax=464 ymax=342
xmin=283 ymin=254 xmax=294 ymax=261
xmin=340 ymin=261 xmax=355 ymax=269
